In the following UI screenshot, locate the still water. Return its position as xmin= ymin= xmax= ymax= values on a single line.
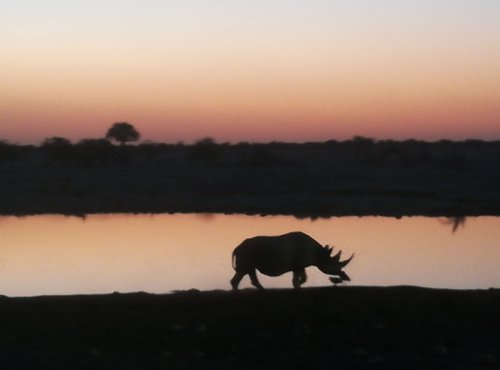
xmin=0 ymin=214 xmax=499 ymax=296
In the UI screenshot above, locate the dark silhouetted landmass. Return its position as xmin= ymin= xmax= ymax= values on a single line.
xmin=1 ymin=138 xmax=500 ymax=216
xmin=1 ymin=287 xmax=499 ymax=369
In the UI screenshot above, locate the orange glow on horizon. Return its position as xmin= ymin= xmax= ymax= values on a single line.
xmin=1 ymin=1 xmax=500 ymax=144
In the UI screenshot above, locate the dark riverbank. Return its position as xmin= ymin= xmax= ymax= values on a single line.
xmin=1 ymin=139 xmax=500 ymax=217
xmin=1 ymin=287 xmax=499 ymax=369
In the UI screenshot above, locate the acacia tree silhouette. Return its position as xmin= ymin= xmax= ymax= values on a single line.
xmin=105 ymin=122 xmax=140 ymax=145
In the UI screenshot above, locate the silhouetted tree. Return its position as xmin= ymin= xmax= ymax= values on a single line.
xmin=41 ymin=137 xmax=72 ymax=146
xmin=441 ymin=217 xmax=467 ymax=233
xmin=350 ymin=136 xmax=376 ymax=161
xmin=105 ymin=122 xmax=140 ymax=145
xmin=0 ymin=140 xmax=33 ymax=162
xmin=189 ymin=137 xmax=222 ymax=162
xmin=75 ymin=138 xmax=114 ymax=165
xmin=237 ymin=143 xmax=277 ymax=167
xmin=40 ymin=137 xmax=73 ymax=162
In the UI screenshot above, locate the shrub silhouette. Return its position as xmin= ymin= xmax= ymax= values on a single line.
xmin=105 ymin=122 xmax=140 ymax=145
xmin=74 ymin=139 xmax=114 ymax=165
xmin=189 ymin=137 xmax=222 ymax=161
xmin=0 ymin=140 xmax=35 ymax=162
xmin=40 ymin=137 xmax=73 ymax=162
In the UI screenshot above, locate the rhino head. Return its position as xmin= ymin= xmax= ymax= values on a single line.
xmin=317 ymin=245 xmax=354 ymax=282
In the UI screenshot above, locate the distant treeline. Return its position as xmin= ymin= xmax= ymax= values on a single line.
xmin=2 ymin=136 xmax=500 ymax=167
xmin=2 ymin=136 xmax=500 ymax=216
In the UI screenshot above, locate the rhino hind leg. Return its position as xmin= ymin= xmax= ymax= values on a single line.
xmin=230 ymin=271 xmax=245 ymax=290
xmin=248 ymin=270 xmax=264 ymax=290
xmin=230 ymin=269 xmax=264 ymax=290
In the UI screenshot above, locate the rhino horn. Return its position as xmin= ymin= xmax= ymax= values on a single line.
xmin=332 ymin=249 xmax=342 ymax=263
xmin=339 ymin=253 xmax=354 ymax=268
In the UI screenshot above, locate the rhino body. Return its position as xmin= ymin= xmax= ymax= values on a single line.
xmin=230 ymin=231 xmax=353 ymax=290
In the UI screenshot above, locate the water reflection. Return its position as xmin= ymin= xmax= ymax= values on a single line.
xmin=0 ymin=214 xmax=499 ymax=296
xmin=440 ymin=217 xmax=467 ymax=233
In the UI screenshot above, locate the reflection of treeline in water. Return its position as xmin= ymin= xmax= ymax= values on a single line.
xmin=1 ymin=137 xmax=500 ymax=216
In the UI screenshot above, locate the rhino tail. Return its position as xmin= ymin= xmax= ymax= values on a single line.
xmin=232 ymin=249 xmax=237 ymax=270
xmin=231 ymin=243 xmax=243 ymax=270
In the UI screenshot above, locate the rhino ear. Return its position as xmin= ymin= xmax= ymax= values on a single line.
xmin=323 ymin=245 xmax=333 ymax=255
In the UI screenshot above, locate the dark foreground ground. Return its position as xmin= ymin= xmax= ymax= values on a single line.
xmin=1 ymin=287 xmax=499 ymax=370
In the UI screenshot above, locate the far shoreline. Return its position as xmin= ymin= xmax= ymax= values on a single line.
xmin=0 ymin=200 xmax=498 ymax=219
xmin=2 ymin=139 xmax=499 ymax=217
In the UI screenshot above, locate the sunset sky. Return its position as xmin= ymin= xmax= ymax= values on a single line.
xmin=1 ymin=0 xmax=500 ymax=144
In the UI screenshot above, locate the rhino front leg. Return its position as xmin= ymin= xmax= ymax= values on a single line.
xmin=292 ymin=269 xmax=307 ymax=289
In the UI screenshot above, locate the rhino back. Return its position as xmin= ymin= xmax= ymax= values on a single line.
xmin=240 ymin=232 xmax=323 ymax=276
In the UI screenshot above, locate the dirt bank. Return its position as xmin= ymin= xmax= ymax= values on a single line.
xmin=1 ymin=286 xmax=499 ymax=369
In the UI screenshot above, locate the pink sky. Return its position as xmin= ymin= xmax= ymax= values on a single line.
xmin=1 ymin=1 xmax=499 ymax=144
